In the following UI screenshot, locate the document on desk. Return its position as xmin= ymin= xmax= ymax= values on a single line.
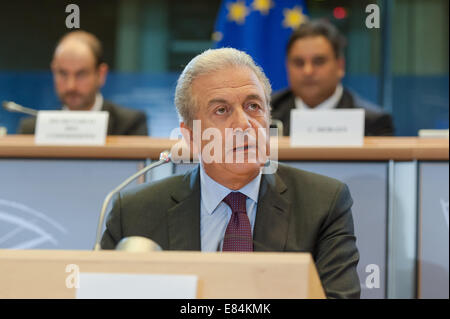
xmin=290 ymin=109 xmax=365 ymax=147
xmin=76 ymin=273 xmax=198 ymax=299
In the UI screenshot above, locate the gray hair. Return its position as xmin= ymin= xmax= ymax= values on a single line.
xmin=174 ymin=48 xmax=272 ymax=127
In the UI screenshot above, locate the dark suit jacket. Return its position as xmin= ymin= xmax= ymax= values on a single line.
xmin=18 ymin=100 xmax=148 ymax=136
xmin=271 ymin=88 xmax=394 ymax=136
xmin=101 ymin=163 xmax=361 ymax=299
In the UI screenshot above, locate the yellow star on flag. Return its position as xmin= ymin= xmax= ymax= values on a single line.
xmin=252 ymin=0 xmax=274 ymax=15
xmin=282 ymin=6 xmax=307 ymax=29
xmin=227 ymin=1 xmax=250 ymax=25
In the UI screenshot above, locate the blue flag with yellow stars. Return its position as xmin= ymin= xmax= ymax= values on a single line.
xmin=213 ymin=0 xmax=308 ymax=91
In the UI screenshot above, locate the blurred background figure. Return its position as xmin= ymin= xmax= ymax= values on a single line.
xmin=18 ymin=30 xmax=148 ymax=136
xmin=271 ymin=19 xmax=394 ymax=136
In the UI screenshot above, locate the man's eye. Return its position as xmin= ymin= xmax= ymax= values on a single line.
xmin=313 ymin=58 xmax=326 ymax=66
xmin=215 ymin=107 xmax=227 ymax=115
xmin=247 ymin=103 xmax=260 ymax=111
xmin=77 ymin=71 xmax=88 ymax=78
xmin=291 ymin=59 xmax=304 ymax=67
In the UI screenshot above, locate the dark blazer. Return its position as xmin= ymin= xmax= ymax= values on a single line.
xmin=271 ymin=88 xmax=394 ymax=137
xmin=101 ymin=163 xmax=361 ymax=299
xmin=18 ymin=100 xmax=148 ymax=136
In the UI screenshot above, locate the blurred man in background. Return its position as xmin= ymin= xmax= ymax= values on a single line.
xmin=18 ymin=30 xmax=148 ymax=135
xmin=271 ymin=19 xmax=394 ymax=137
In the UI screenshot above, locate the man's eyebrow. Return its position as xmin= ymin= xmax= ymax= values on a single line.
xmin=291 ymin=54 xmax=328 ymax=60
xmin=207 ymin=98 xmax=229 ymax=109
xmin=207 ymin=94 xmax=265 ymax=108
xmin=245 ymin=94 xmax=264 ymax=102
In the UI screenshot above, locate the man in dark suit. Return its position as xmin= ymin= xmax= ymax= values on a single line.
xmin=18 ymin=31 xmax=148 ymax=136
xmin=272 ymin=19 xmax=394 ymax=137
xmin=101 ymin=48 xmax=360 ymax=298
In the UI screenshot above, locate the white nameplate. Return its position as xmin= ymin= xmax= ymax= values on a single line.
xmin=35 ymin=111 xmax=109 ymax=145
xmin=0 ymin=126 xmax=6 ymax=137
xmin=290 ymin=109 xmax=365 ymax=146
xmin=76 ymin=273 xmax=198 ymax=299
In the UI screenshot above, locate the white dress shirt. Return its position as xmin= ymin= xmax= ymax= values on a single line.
xmin=199 ymin=164 xmax=262 ymax=252
xmin=295 ymin=84 xmax=344 ymax=110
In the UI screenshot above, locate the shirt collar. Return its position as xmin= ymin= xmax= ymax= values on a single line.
xmin=295 ymin=84 xmax=343 ymax=110
xmin=200 ymin=164 xmax=262 ymax=215
xmin=63 ymin=93 xmax=103 ymax=111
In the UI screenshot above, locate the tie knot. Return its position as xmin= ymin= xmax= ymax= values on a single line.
xmin=223 ymin=192 xmax=247 ymax=213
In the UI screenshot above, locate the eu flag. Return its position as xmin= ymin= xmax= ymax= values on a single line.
xmin=213 ymin=0 xmax=308 ymax=91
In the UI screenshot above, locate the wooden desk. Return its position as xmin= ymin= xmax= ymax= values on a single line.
xmin=0 ymin=250 xmax=324 ymax=299
xmin=0 ymin=135 xmax=448 ymax=299
xmin=0 ymin=135 xmax=448 ymax=160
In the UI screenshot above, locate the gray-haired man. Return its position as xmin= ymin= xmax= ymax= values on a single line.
xmin=101 ymin=48 xmax=360 ymax=299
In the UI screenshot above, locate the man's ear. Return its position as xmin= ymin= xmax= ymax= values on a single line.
xmin=98 ymin=63 xmax=109 ymax=87
xmin=180 ymin=122 xmax=199 ymax=161
xmin=180 ymin=122 xmax=193 ymax=144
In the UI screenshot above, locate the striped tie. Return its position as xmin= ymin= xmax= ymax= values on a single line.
xmin=222 ymin=192 xmax=253 ymax=252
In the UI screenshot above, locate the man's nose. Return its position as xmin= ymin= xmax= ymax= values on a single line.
xmin=303 ymin=62 xmax=314 ymax=76
xmin=232 ymin=107 xmax=252 ymax=130
xmin=66 ymin=75 xmax=76 ymax=90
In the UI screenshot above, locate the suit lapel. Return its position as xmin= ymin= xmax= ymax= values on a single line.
xmin=253 ymin=170 xmax=291 ymax=251
xmin=336 ymin=89 xmax=355 ymax=109
xmin=165 ymin=165 xmax=291 ymax=251
xmin=167 ymin=165 xmax=201 ymax=250
xmin=281 ymin=92 xmax=296 ymax=136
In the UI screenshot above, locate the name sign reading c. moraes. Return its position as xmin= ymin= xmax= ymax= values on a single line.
xmin=290 ymin=109 xmax=365 ymax=147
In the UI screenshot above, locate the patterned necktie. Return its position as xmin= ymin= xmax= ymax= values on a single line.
xmin=222 ymin=192 xmax=253 ymax=252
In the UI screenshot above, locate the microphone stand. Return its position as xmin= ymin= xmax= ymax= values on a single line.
xmin=2 ymin=101 xmax=38 ymax=116
xmin=93 ymin=151 xmax=172 ymax=251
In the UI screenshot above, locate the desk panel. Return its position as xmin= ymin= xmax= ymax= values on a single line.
xmin=418 ymin=162 xmax=449 ymax=298
xmin=0 ymin=159 xmax=143 ymax=250
xmin=285 ymin=162 xmax=387 ymax=299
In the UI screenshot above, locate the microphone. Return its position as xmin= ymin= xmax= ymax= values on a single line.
xmin=115 ymin=236 xmax=163 ymax=252
xmin=2 ymin=101 xmax=38 ymax=116
xmin=93 ymin=150 xmax=172 ymax=251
